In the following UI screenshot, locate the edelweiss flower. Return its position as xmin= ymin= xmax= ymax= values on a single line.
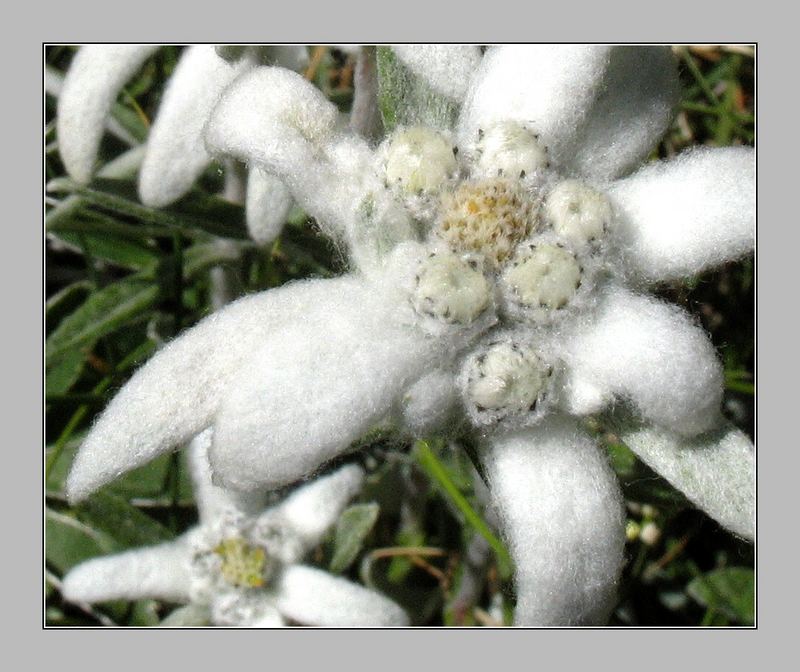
xmin=62 ymin=430 xmax=408 ymax=626
xmin=64 ymin=45 xmax=755 ymax=625
xmin=56 ymin=44 xmax=310 ymax=243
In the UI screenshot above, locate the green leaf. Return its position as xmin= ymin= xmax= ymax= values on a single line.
xmin=56 ymin=230 xmax=159 ymax=270
xmin=45 ymin=509 xmax=117 ymax=574
xmin=46 ymin=349 xmax=86 ymax=397
xmin=329 ymin=502 xmax=380 ymax=574
xmin=46 ymin=281 xmax=93 ymax=332
xmin=160 ymin=603 xmax=212 ymax=626
xmin=687 ymin=568 xmax=754 ymax=624
xmin=45 ymin=275 xmax=159 ymax=365
xmin=376 ymin=47 xmax=459 ymax=132
xmin=76 ymin=491 xmax=174 ymax=548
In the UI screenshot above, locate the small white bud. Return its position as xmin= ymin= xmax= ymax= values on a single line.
xmin=639 ymin=521 xmax=661 ymax=546
xmin=543 ymin=180 xmax=612 ymax=249
xmin=471 ymin=121 xmax=550 ymax=180
xmin=380 ymin=126 xmax=458 ymax=196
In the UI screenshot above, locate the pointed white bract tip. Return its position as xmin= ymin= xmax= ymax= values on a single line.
xmin=609 ymin=146 xmax=755 ymax=283
xmin=484 ymin=417 xmax=625 ymax=625
xmin=58 ymin=45 xmax=159 ymax=184
xmin=562 ymin=285 xmax=724 ymax=436
xmin=620 ymin=421 xmax=755 ymax=540
xmin=139 ymin=45 xmax=250 ymax=208
xmin=392 ymin=44 xmax=483 ymax=102
xmin=65 ymin=279 xmax=341 ymax=500
xmin=245 ymin=168 xmax=293 ymax=244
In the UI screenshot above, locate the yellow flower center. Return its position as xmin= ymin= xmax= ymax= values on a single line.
xmin=213 ymin=537 xmax=269 ymax=589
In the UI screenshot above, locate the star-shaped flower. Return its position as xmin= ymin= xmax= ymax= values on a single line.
xmin=64 ymin=45 xmax=755 ymax=625
xmin=62 ymin=430 xmax=409 ymax=626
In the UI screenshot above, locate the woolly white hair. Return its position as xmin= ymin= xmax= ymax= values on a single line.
xmin=392 ymin=45 xmax=483 ymax=102
xmin=58 ymin=45 xmax=158 ymax=183
xmin=245 ymin=167 xmax=294 ymax=245
xmin=483 ymin=417 xmax=625 ymax=625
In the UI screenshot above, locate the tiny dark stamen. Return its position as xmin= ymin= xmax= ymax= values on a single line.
xmin=519 ymin=170 xmax=526 ymax=178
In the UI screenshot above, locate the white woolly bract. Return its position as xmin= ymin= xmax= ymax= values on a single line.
xmin=608 ymin=147 xmax=755 ymax=283
xmin=399 ymin=369 xmax=459 ymax=436
xmin=187 ymin=429 xmax=267 ymax=524
xmin=66 ymin=276 xmax=358 ymax=502
xmin=58 ymin=45 xmax=159 ymax=183
xmin=260 ymin=464 xmax=365 ymax=553
xmin=211 ymin=592 xmax=285 ymax=627
xmin=209 ymin=255 xmax=470 ymax=491
xmin=245 ymin=167 xmax=293 ymax=245
xmin=559 ymin=284 xmax=723 ymax=436
xmin=61 ymin=537 xmax=192 ymax=604
xmin=392 ymin=45 xmax=483 ymax=102
xmin=458 ymin=45 xmax=678 ymax=181
xmin=619 ymin=421 xmax=755 ymax=540
xmin=139 ymin=46 xmax=250 ymax=207
xmin=273 ymin=565 xmax=410 ymax=626
xmin=483 ymin=417 xmax=625 ymax=625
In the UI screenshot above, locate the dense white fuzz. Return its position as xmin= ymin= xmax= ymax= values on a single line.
xmin=619 ymin=421 xmax=755 ymax=540
xmin=392 ymin=45 xmax=482 ymax=102
xmin=483 ymin=417 xmax=625 ymax=625
xmin=470 ymin=120 xmax=550 ymax=180
xmin=458 ymin=46 xmax=678 ymax=180
xmin=461 ymin=339 xmax=554 ymax=427
xmin=212 ymin=593 xmax=285 ymax=627
xmin=58 ymin=45 xmax=159 ymax=183
xmin=543 ymin=180 xmax=612 ymax=249
xmin=187 ymin=430 xmax=267 ymax=524
xmin=139 ymin=46 xmax=250 ymax=207
xmin=274 ymin=565 xmax=410 ymax=626
xmin=436 ymin=178 xmax=537 ymax=267
xmin=210 ymin=257 xmax=471 ymax=491
xmin=245 ymin=167 xmax=293 ymax=244
xmin=560 ymin=285 xmax=723 ymax=435
xmin=399 ymin=369 xmax=459 ymax=435
xmin=257 ymin=464 xmax=365 ymax=559
xmin=380 ymin=126 xmax=458 ymax=196
xmin=62 ymin=538 xmax=192 ymax=604
xmin=501 ymin=238 xmax=585 ymax=320
xmin=66 ymin=277 xmax=357 ymax=502
xmin=608 ymin=147 xmax=755 ymax=283
xmin=411 ymin=251 xmax=491 ymax=326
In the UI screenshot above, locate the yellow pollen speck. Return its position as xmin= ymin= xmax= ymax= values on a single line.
xmin=214 ymin=537 xmax=268 ymax=589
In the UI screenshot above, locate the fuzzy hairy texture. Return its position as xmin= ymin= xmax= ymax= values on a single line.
xmin=619 ymin=420 xmax=755 ymax=540
xmin=58 ymin=45 xmax=159 ymax=183
xmin=483 ymin=417 xmax=625 ymax=625
xmin=66 ymin=277 xmax=357 ymax=502
xmin=139 ymin=46 xmax=250 ymax=207
xmin=608 ymin=146 xmax=755 ymax=283
xmin=62 ymin=537 xmax=192 ymax=604
xmin=209 ymin=252 xmax=468 ymax=491
xmin=392 ymin=45 xmax=483 ymax=102
xmin=273 ymin=565 xmax=410 ymax=626
xmin=558 ymin=284 xmax=723 ymax=436
xmin=458 ymin=45 xmax=678 ymax=181
xmin=399 ymin=369 xmax=459 ymax=436
xmin=245 ymin=167 xmax=294 ymax=244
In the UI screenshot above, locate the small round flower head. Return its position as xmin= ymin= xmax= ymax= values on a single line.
xmin=471 ymin=121 xmax=550 ymax=180
xmin=379 ymin=126 xmax=459 ymax=218
xmin=500 ymin=236 xmax=588 ymax=322
xmin=411 ymin=251 xmax=492 ymax=326
xmin=436 ymin=178 xmax=538 ymax=267
xmin=461 ymin=339 xmax=555 ymax=426
xmin=213 ymin=537 xmax=272 ymax=588
xmin=543 ymin=179 xmax=612 ymax=250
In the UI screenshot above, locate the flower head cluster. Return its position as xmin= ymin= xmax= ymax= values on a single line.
xmin=62 ymin=431 xmax=408 ymax=627
xmin=61 ymin=45 xmax=755 ymax=626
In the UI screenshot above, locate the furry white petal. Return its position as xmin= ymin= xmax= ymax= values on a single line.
xmin=139 ymin=46 xmax=251 ymax=207
xmin=483 ymin=417 xmax=625 ymax=625
xmin=58 ymin=45 xmax=159 ymax=183
xmin=458 ymin=45 xmax=678 ymax=180
xmin=399 ymin=369 xmax=459 ymax=436
xmin=245 ymin=167 xmax=293 ymax=245
xmin=608 ymin=147 xmax=755 ymax=283
xmin=392 ymin=45 xmax=483 ymax=102
xmin=210 ymin=268 xmax=462 ymax=491
xmin=258 ymin=464 xmax=365 ymax=559
xmin=559 ymin=285 xmax=723 ymax=436
xmin=619 ymin=421 xmax=755 ymax=540
xmin=61 ymin=537 xmax=192 ymax=604
xmin=274 ymin=565 xmax=410 ymax=626
xmin=66 ymin=277 xmax=357 ymax=502
xmin=211 ymin=592 xmax=286 ymax=627
xmin=187 ymin=429 xmax=267 ymax=524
